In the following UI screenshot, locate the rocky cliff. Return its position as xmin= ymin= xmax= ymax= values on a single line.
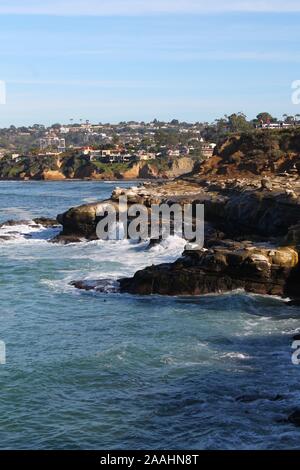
xmin=0 ymin=154 xmax=196 ymax=181
xmin=197 ymin=128 xmax=300 ymax=178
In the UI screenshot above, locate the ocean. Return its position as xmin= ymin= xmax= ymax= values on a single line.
xmin=0 ymin=180 xmax=300 ymax=450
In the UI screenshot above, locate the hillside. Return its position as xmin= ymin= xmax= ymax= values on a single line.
xmin=196 ymin=128 xmax=300 ymax=178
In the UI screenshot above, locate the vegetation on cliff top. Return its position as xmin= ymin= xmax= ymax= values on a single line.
xmin=0 ymin=153 xmax=196 ymax=180
xmin=198 ymin=128 xmax=300 ymax=177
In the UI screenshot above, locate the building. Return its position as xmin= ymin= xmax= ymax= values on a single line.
xmin=136 ymin=151 xmax=156 ymax=161
xmin=82 ymin=147 xmax=102 ymax=161
xmin=40 ymin=137 xmax=66 ymax=153
xmin=101 ymin=154 xmax=135 ymax=164
xmin=199 ymin=139 xmax=216 ymax=158
xmin=60 ymin=127 xmax=70 ymax=134
xmin=167 ymin=149 xmax=180 ymax=158
xmin=11 ymin=153 xmax=21 ymax=162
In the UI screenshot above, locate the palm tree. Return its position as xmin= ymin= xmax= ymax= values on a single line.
xmin=282 ymin=114 xmax=288 ymax=123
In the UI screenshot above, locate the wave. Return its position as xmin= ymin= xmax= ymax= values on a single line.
xmin=0 ymin=220 xmax=61 ymax=243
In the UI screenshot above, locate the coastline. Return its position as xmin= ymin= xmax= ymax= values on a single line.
xmin=1 ymin=178 xmax=300 ymax=446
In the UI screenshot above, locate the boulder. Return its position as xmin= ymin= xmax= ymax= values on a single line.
xmin=56 ymin=201 xmax=111 ymax=239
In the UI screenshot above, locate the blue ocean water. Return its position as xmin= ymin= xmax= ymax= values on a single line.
xmin=0 ymin=180 xmax=300 ymax=450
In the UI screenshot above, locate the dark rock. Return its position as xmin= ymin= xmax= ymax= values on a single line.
xmin=33 ymin=217 xmax=60 ymax=228
xmin=0 ymin=218 xmax=59 ymax=229
xmin=120 ymin=242 xmax=299 ymax=297
xmin=50 ymin=234 xmax=84 ymax=244
xmin=236 ymin=394 xmax=285 ymax=403
xmin=288 ymin=410 xmax=300 ymax=427
xmin=71 ymin=279 xmax=120 ymax=293
xmin=0 ymin=219 xmax=29 ymax=228
xmin=0 ymin=235 xmax=14 ymax=242
xmin=147 ymin=237 xmax=163 ymax=250
xmin=56 ymin=201 xmax=109 ymax=239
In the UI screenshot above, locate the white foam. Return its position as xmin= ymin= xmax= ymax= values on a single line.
xmin=219 ymin=352 xmax=251 ymax=360
xmin=0 ymin=221 xmax=60 ymax=243
xmin=45 ymin=235 xmax=187 ymax=292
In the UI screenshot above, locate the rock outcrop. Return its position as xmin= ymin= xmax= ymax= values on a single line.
xmin=56 ymin=201 xmax=111 ymax=240
xmin=40 ymin=170 xmax=66 ymax=181
xmin=119 ymin=242 xmax=299 ymax=297
xmin=197 ymin=129 xmax=300 ymax=178
xmin=47 ymin=132 xmax=300 ymax=300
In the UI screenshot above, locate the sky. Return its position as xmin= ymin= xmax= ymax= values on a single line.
xmin=0 ymin=0 xmax=300 ymax=126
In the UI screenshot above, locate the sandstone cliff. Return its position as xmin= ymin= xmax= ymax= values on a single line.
xmin=0 ymin=154 xmax=196 ymax=181
xmin=196 ymin=128 xmax=300 ymax=178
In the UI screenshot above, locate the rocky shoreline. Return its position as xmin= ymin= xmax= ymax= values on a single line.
xmin=2 ymin=161 xmax=300 ymax=302
xmin=1 ymin=157 xmax=300 ymax=427
xmin=2 ymin=128 xmax=300 ymax=301
xmin=48 ymin=173 xmax=300 ymax=302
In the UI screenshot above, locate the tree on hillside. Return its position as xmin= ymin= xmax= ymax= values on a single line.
xmin=283 ymin=114 xmax=300 ymax=124
xmin=256 ymin=112 xmax=276 ymax=124
xmin=227 ymin=113 xmax=252 ymax=133
xmin=154 ymin=130 xmax=180 ymax=147
xmin=51 ymin=123 xmax=61 ymax=130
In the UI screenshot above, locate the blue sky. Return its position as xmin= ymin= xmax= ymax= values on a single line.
xmin=0 ymin=0 xmax=300 ymax=126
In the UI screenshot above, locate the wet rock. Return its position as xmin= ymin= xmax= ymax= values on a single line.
xmin=0 ymin=235 xmax=14 ymax=242
xmin=0 ymin=218 xmax=59 ymax=229
xmin=0 ymin=219 xmax=29 ymax=228
xmin=71 ymin=279 xmax=120 ymax=293
xmin=33 ymin=217 xmax=60 ymax=228
xmin=119 ymin=242 xmax=299 ymax=297
xmin=57 ymin=202 xmax=102 ymax=238
xmin=147 ymin=237 xmax=163 ymax=250
xmin=50 ymin=234 xmax=84 ymax=244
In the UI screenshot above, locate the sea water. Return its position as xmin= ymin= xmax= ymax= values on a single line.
xmin=0 ymin=180 xmax=300 ymax=450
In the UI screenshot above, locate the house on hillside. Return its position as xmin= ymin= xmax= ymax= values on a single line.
xmin=40 ymin=137 xmax=66 ymax=153
xmin=199 ymin=139 xmax=216 ymax=158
